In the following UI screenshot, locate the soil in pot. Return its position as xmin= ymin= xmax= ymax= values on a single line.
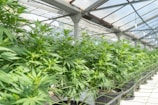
xmin=95 ymin=89 xmax=122 ymax=105
xmin=122 ymin=81 xmax=135 ymax=100
xmin=53 ymin=100 xmax=88 ymax=105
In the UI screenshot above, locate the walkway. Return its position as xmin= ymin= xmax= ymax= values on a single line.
xmin=121 ymin=72 xmax=158 ymax=105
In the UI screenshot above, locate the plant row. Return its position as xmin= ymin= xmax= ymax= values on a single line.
xmin=0 ymin=1 xmax=158 ymax=105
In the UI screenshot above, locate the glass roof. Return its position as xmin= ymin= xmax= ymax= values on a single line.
xmin=72 ymin=0 xmax=98 ymax=10
xmin=18 ymin=0 xmax=158 ymax=48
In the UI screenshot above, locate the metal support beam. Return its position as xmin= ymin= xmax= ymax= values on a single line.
xmin=125 ymin=14 xmax=158 ymax=31
xmin=127 ymin=0 xmax=154 ymax=33
xmin=83 ymin=13 xmax=113 ymax=28
xmin=19 ymin=0 xmax=59 ymax=13
xmin=134 ymin=39 xmax=138 ymax=47
xmin=139 ymin=28 xmax=158 ymax=40
xmin=111 ymin=0 xmax=156 ymax=25
xmin=41 ymin=0 xmax=81 ymax=14
xmin=82 ymin=0 xmax=108 ymax=15
xmin=109 ymin=26 xmax=154 ymax=47
xmin=119 ymin=7 xmax=158 ymax=28
xmin=148 ymin=41 xmax=156 ymax=45
xmin=92 ymin=0 xmax=151 ymax=11
xmin=71 ymin=13 xmax=82 ymax=40
xmin=40 ymin=14 xmax=71 ymax=22
xmin=70 ymin=0 xmax=75 ymax=4
xmin=124 ymin=32 xmax=154 ymax=47
xmin=117 ymin=35 xmax=121 ymax=41
xmin=116 ymin=32 xmax=122 ymax=41
xmin=143 ymin=44 xmax=146 ymax=49
xmin=41 ymin=0 xmax=156 ymax=48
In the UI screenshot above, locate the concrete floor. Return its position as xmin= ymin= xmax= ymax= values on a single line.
xmin=121 ymin=72 xmax=158 ymax=105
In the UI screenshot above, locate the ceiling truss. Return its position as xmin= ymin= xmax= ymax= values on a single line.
xmin=29 ymin=0 xmax=158 ymax=48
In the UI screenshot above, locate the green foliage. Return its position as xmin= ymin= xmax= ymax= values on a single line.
xmin=1 ymin=0 xmax=158 ymax=105
xmin=0 ymin=0 xmax=28 ymax=46
xmin=0 ymin=0 xmax=27 ymax=30
xmin=0 ymin=70 xmax=56 ymax=105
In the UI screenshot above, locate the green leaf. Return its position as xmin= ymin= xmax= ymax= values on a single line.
xmin=1 ymin=52 xmax=20 ymax=61
xmin=10 ymin=46 xmax=27 ymax=55
xmin=0 ymin=27 xmax=4 ymax=41
xmin=0 ymin=64 xmax=10 ymax=72
xmin=0 ymin=46 xmax=15 ymax=52
xmin=0 ymin=71 xmax=14 ymax=84
xmin=14 ymin=96 xmax=46 ymax=105
xmin=3 ymin=28 xmax=15 ymax=42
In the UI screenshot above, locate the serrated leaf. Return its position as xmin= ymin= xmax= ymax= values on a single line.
xmin=0 ymin=46 xmax=15 ymax=52
xmin=0 ymin=71 xmax=13 ymax=84
xmin=1 ymin=52 xmax=20 ymax=61
xmin=3 ymin=28 xmax=15 ymax=42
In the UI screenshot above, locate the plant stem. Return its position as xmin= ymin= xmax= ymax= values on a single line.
xmin=67 ymin=98 xmax=71 ymax=105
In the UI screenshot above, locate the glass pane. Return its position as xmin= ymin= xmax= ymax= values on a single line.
xmin=20 ymin=0 xmax=158 ymax=44
xmin=91 ymin=7 xmax=120 ymax=19
xmin=72 ymin=0 xmax=98 ymax=10
xmin=98 ymin=0 xmax=127 ymax=8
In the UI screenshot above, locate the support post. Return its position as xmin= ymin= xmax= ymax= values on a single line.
xmin=134 ymin=39 xmax=138 ymax=47
xmin=150 ymin=46 xmax=152 ymax=50
xmin=143 ymin=44 xmax=146 ymax=49
xmin=116 ymin=32 xmax=122 ymax=41
xmin=70 ymin=13 xmax=81 ymax=40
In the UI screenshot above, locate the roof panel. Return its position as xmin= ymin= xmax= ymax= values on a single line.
xmin=72 ymin=0 xmax=98 ymax=10
xmin=19 ymin=0 xmax=158 ymax=47
xmin=90 ymin=7 xmax=121 ymax=19
xmin=98 ymin=0 xmax=127 ymax=8
xmin=136 ymin=17 xmax=158 ymax=30
xmin=132 ymin=0 xmax=157 ymax=10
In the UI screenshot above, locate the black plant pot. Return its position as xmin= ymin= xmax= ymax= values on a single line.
xmin=53 ymin=100 xmax=88 ymax=105
xmin=95 ymin=89 xmax=122 ymax=105
xmin=147 ymin=73 xmax=153 ymax=80
xmin=140 ymin=72 xmax=148 ymax=84
xmin=141 ymin=71 xmax=148 ymax=76
xmin=135 ymin=80 xmax=141 ymax=91
xmin=141 ymin=79 xmax=147 ymax=84
xmin=122 ymin=81 xmax=135 ymax=100
xmin=150 ymin=70 xmax=156 ymax=78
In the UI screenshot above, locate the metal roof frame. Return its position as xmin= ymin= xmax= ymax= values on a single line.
xmin=29 ymin=0 xmax=158 ymax=48
xmin=92 ymin=0 xmax=151 ymax=11
xmin=125 ymin=14 xmax=158 ymax=31
xmin=139 ymin=27 xmax=158 ymax=40
xmin=82 ymin=0 xmax=109 ymax=15
xmin=41 ymin=0 xmax=81 ymax=14
xmin=111 ymin=0 xmax=156 ymax=25
xmin=119 ymin=7 xmax=158 ymax=28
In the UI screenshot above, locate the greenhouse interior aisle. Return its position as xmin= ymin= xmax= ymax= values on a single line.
xmin=121 ymin=72 xmax=158 ymax=105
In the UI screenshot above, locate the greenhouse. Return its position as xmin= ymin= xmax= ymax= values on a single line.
xmin=1 ymin=0 xmax=158 ymax=105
